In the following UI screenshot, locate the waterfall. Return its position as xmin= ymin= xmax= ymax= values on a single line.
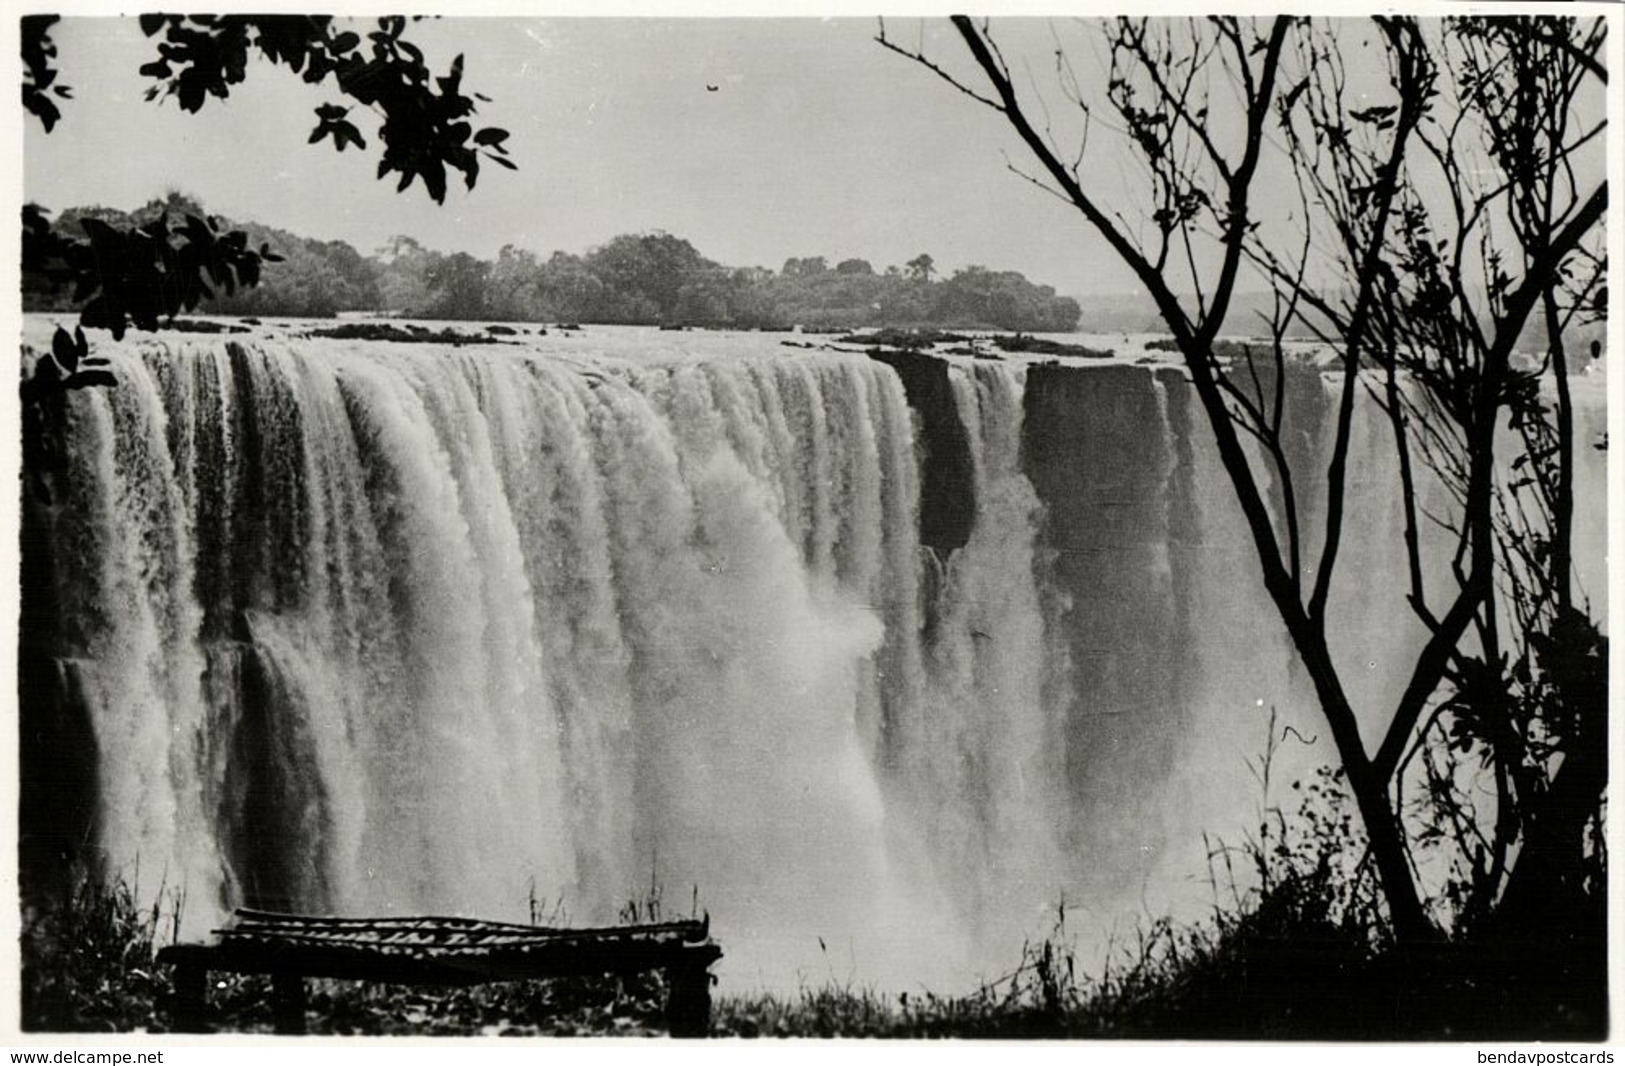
xmin=20 ymin=331 xmax=1052 ymax=986
xmin=18 ymin=322 xmax=1607 ymax=989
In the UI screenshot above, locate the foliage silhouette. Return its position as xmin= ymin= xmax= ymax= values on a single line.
xmin=884 ymin=14 xmax=1607 ymax=952
xmin=21 ymin=15 xmax=512 ymax=340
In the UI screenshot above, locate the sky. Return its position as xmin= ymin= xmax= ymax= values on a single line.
xmin=22 ymin=16 xmax=1149 ymax=295
xmin=19 ymin=12 xmax=1615 ymax=307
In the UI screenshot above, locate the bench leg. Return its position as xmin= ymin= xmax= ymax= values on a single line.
xmin=666 ymin=966 xmax=711 ymax=1038
xmin=170 ymin=964 xmax=208 ymax=1033
xmin=271 ymin=973 xmax=307 ymax=1035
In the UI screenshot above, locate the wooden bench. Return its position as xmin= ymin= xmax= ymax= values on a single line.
xmin=157 ymin=908 xmax=722 ymax=1037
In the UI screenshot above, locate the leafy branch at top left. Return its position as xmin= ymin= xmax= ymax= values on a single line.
xmin=20 ymin=13 xmax=515 ymax=370
xmin=133 ymin=15 xmax=514 ymax=203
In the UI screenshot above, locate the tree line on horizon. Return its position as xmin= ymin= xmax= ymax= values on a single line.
xmin=21 ymin=192 xmax=1083 ymax=333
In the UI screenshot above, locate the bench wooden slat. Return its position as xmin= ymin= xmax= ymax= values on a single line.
xmin=234 ymin=908 xmax=562 ymax=932
xmin=213 ymin=926 xmax=706 ymax=954
xmin=229 ymin=908 xmax=710 ymax=942
xmin=162 ymin=936 xmax=720 ymax=984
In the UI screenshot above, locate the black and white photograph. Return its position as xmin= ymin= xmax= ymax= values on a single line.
xmin=9 ymin=4 xmax=1616 ymax=1046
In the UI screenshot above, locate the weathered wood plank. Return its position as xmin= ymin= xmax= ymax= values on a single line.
xmin=161 ymin=937 xmax=721 ymax=984
xmin=216 ymin=924 xmax=708 ymax=952
xmin=230 ymin=908 xmax=709 ymax=942
xmin=219 ymin=925 xmax=704 ymax=947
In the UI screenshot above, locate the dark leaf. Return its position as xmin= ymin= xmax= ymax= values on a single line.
xmin=335 ymin=121 xmax=367 ymax=151
xmin=178 ymin=78 xmax=205 ymax=112
xmin=139 ymin=59 xmax=172 ymax=79
xmin=423 ymin=162 xmax=447 ymax=204
xmin=27 ymin=96 xmax=61 ymax=132
xmin=1350 ymin=105 xmax=1398 ymax=124
xmin=29 ymin=356 xmax=65 ymax=392
xmin=69 ymin=369 xmax=119 ymax=390
xmin=438 ymin=52 xmax=465 ymax=95
xmin=331 ymin=31 xmax=360 ymax=53
xmin=473 ymin=127 xmax=509 ymax=147
xmin=52 ymin=326 xmax=79 ymax=374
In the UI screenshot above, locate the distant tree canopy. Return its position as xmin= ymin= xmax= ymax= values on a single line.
xmin=21 ymin=16 xmax=1078 ymax=338
xmin=23 ymin=192 xmax=383 ymax=321
xmin=20 ymin=14 xmax=512 ymax=343
xmin=23 ymin=202 xmax=1083 ymax=332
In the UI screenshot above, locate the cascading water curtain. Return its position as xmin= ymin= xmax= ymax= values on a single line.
xmin=23 ymin=334 xmax=1074 ymax=988
xmin=26 ymin=327 xmax=1602 ymax=988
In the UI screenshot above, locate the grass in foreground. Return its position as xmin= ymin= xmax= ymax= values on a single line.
xmin=21 ymin=867 xmax=1604 ymax=1038
xmin=20 ymin=766 xmax=1606 ymax=1039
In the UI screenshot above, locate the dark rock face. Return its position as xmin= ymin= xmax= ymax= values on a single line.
xmin=866 ymin=348 xmax=975 ymax=552
xmin=18 ymin=390 xmax=101 ymax=899
xmin=17 ymin=655 xmax=100 ymax=900
xmin=305 ymin=323 xmax=508 ymax=345
xmin=214 ymin=645 xmax=334 ymax=915
xmin=1021 ymin=363 xmax=1195 ymax=859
